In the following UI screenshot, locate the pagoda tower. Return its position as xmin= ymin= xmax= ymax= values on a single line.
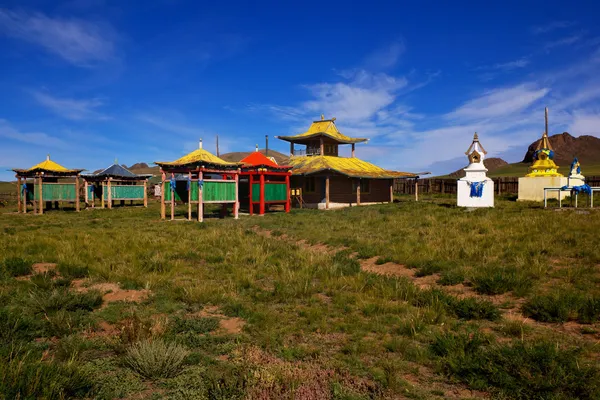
xmin=518 ymin=108 xmax=568 ymax=201
xmin=457 ymin=133 xmax=494 ymax=207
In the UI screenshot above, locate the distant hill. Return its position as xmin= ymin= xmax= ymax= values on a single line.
xmin=447 ymin=157 xmax=509 ymax=178
xmin=220 ymin=149 xmax=289 ymax=165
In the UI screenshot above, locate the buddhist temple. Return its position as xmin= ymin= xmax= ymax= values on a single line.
xmin=155 ymin=140 xmax=241 ymax=222
xmin=239 ymin=146 xmax=292 ymax=215
xmin=276 ymin=115 xmax=415 ymax=209
xmin=457 ymin=133 xmax=494 ymax=207
xmin=518 ymin=108 xmax=568 ymax=202
xmin=13 ymin=155 xmax=84 ymax=214
xmin=82 ymin=161 xmax=151 ymax=209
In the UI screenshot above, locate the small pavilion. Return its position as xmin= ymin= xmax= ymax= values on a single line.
xmin=82 ymin=162 xmax=151 ymax=209
xmin=239 ymin=146 xmax=292 ymax=215
xmin=13 ymin=155 xmax=84 ymax=214
xmin=277 ymin=115 xmax=415 ymax=209
xmin=155 ymin=141 xmax=241 ymax=222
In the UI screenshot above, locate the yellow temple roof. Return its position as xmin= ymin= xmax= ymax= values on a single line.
xmin=288 ymin=155 xmax=415 ymax=179
xmin=13 ymin=156 xmax=82 ymax=176
xmin=155 ymin=148 xmax=241 ymax=168
xmin=277 ymin=117 xmax=368 ymax=144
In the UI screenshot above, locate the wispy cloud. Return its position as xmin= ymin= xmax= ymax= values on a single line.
xmin=0 ymin=9 xmax=115 ymax=66
xmin=481 ymin=58 xmax=530 ymax=71
xmin=33 ymin=91 xmax=108 ymax=120
xmin=364 ymin=40 xmax=405 ymax=69
xmin=532 ymin=21 xmax=576 ymax=35
xmin=137 ymin=114 xmax=206 ymax=137
xmin=0 ymin=119 xmax=68 ymax=149
xmin=446 ymin=84 xmax=550 ymax=121
xmin=543 ymin=35 xmax=581 ymax=51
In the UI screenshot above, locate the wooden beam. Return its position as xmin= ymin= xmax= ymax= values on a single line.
xmin=84 ymin=180 xmax=88 ymax=205
xmin=22 ymin=178 xmax=27 ymax=214
xmin=107 ymin=178 xmax=113 ymax=209
xmin=356 ymin=179 xmax=361 ymax=206
xmin=351 ymin=143 xmax=355 ymax=158
xmin=17 ymin=176 xmax=22 ymax=213
xmin=249 ymin=173 xmax=254 ymax=216
xmin=38 ymin=175 xmax=43 ymax=215
xmin=320 ymin=137 xmax=324 ymax=156
xmin=75 ymin=175 xmax=80 ymax=212
xmin=198 ymin=170 xmax=203 ymax=222
xmin=187 ymin=172 xmax=192 ymax=221
xmin=389 ymin=179 xmax=394 ymax=203
xmin=234 ymin=172 xmax=239 ymax=219
xmin=285 ymin=173 xmax=290 ymax=213
xmin=290 ymin=142 xmax=294 ymax=157
xmin=325 ymin=176 xmax=330 ymax=209
xmin=160 ymin=171 xmax=166 ymax=219
xmin=170 ymin=173 xmax=175 ymax=221
xmin=414 ymin=178 xmax=419 ymax=202
xmin=259 ymin=172 xmax=265 ymax=215
xmin=101 ymin=182 xmax=105 ymax=209
xmin=33 ymin=177 xmax=37 ymax=214
xmin=143 ymin=180 xmax=148 ymax=208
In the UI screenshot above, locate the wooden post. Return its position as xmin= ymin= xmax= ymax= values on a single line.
xmin=38 ymin=175 xmax=43 ymax=215
xmin=234 ymin=172 xmax=239 ymax=219
xmin=285 ymin=173 xmax=290 ymax=212
xmin=143 ymin=180 xmax=148 ymax=208
xmin=107 ymin=178 xmax=112 ymax=209
xmin=101 ymin=181 xmax=105 ymax=209
xmin=75 ymin=175 xmax=80 ymax=212
xmin=498 ymin=178 xmax=502 ymax=195
xmin=170 ymin=173 xmax=175 ymax=221
xmin=441 ymin=180 xmax=445 ymax=194
xmin=320 ymin=137 xmax=324 ymax=156
xmin=290 ymin=142 xmax=294 ymax=157
xmin=356 ymin=179 xmax=361 ymax=206
xmin=17 ymin=176 xmax=22 ymax=213
xmin=325 ymin=176 xmax=330 ymax=209
xmin=249 ymin=173 xmax=254 ymax=215
xmin=160 ymin=171 xmax=166 ymax=219
xmin=415 ymin=178 xmax=419 ymax=202
xmin=351 ymin=143 xmax=355 ymax=158
xmin=198 ymin=170 xmax=203 ymax=222
xmin=22 ymin=178 xmax=27 ymax=214
xmin=187 ymin=172 xmax=192 ymax=221
xmin=389 ymin=179 xmax=394 ymax=203
xmin=33 ymin=178 xmax=37 ymax=214
xmin=84 ymin=180 xmax=88 ymax=206
xmin=259 ymin=172 xmax=265 ymax=215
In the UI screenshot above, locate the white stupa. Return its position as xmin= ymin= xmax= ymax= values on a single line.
xmin=457 ymin=133 xmax=494 ymax=208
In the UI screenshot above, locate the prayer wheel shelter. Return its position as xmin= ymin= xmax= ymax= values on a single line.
xmin=239 ymin=148 xmax=292 ymax=215
xmin=82 ymin=163 xmax=150 ymax=209
xmin=155 ymin=142 xmax=241 ymax=222
xmin=13 ymin=155 xmax=84 ymax=214
xmin=277 ymin=116 xmax=416 ymax=209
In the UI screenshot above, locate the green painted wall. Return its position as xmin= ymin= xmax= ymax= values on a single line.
xmin=34 ymin=184 xmax=76 ymax=201
xmin=103 ymin=185 xmax=145 ymax=200
xmin=251 ymin=183 xmax=287 ymax=202
xmin=164 ymin=181 xmax=235 ymax=202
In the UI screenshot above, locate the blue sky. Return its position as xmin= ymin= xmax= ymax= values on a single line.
xmin=1 ymin=0 xmax=600 ymax=180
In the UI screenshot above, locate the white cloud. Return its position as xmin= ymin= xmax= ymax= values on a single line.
xmin=445 ymin=84 xmax=550 ymax=121
xmin=543 ymin=35 xmax=581 ymax=51
xmin=0 ymin=119 xmax=68 ymax=149
xmin=364 ymin=41 xmax=405 ymax=69
xmin=568 ymin=111 xmax=600 ymax=136
xmin=0 ymin=9 xmax=115 ymax=66
xmin=532 ymin=21 xmax=576 ymax=35
xmin=486 ymin=58 xmax=530 ymax=71
xmin=33 ymin=91 xmax=107 ymax=120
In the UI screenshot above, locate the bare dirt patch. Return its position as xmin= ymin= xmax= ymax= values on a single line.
xmin=72 ymin=280 xmax=150 ymax=307
xmin=32 ymin=263 xmax=57 ymax=274
xmin=193 ymin=305 xmax=246 ymax=335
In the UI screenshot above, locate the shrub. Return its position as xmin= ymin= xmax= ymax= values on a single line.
xmin=26 ymin=289 xmax=103 ymax=315
xmin=431 ymin=332 xmax=600 ymax=399
xmin=170 ymin=316 xmax=220 ymax=335
xmin=471 ymin=265 xmax=532 ymax=296
xmin=123 ymin=339 xmax=189 ymax=379
xmin=451 ymin=297 xmax=501 ymax=321
xmin=437 ymin=269 xmax=465 ymax=286
xmin=523 ymin=292 xmax=600 ymax=324
xmin=57 ymin=263 xmax=89 ymax=279
xmin=0 ymin=352 xmax=93 ymax=399
xmin=2 ymin=257 xmax=32 ymax=277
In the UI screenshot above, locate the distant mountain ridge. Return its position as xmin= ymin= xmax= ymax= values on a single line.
xmin=447 ymin=157 xmax=509 ymax=178
xmin=522 ymin=132 xmax=600 ymax=165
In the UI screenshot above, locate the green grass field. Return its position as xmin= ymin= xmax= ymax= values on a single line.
xmin=0 ymin=198 xmax=599 ymax=399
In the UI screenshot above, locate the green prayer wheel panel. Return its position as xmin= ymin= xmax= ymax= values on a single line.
xmin=165 ymin=181 xmax=235 ymax=202
xmin=103 ymin=185 xmax=145 ymax=200
xmin=251 ymin=183 xmax=288 ymax=202
xmin=34 ymin=184 xmax=76 ymax=201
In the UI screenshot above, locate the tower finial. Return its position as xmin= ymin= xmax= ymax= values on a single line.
xmin=545 ymin=106 xmax=549 ymax=137
xmin=255 ymin=144 xmax=258 ymax=152
xmin=473 ymin=132 xmax=479 ymax=141
xmin=199 ymin=139 xmax=203 ymax=149
xmin=114 ymin=157 xmax=118 ymax=165
xmin=46 ymin=153 xmax=50 ymax=161
xmin=321 ymin=114 xmax=324 ymax=120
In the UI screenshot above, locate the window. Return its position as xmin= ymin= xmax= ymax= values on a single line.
xmin=352 ymin=179 xmax=370 ymax=194
xmin=304 ymin=177 xmax=316 ymax=193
